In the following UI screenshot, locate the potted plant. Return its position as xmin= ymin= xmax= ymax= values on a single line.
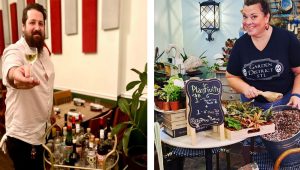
xmin=112 ymin=64 xmax=147 ymax=169
xmin=162 ymin=75 xmax=183 ymax=111
xmin=224 ymin=101 xmax=274 ymax=140
xmin=154 ymin=84 xmax=166 ymax=110
xmin=180 ymin=48 xmax=208 ymax=75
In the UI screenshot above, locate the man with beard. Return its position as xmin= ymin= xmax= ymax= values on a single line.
xmin=0 ymin=3 xmax=55 ymax=170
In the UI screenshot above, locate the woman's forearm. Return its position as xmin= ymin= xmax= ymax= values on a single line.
xmin=292 ymin=73 xmax=300 ymax=94
xmin=225 ymin=71 xmax=251 ymax=95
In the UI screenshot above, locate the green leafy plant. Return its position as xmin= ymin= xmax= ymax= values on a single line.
xmin=112 ymin=64 xmax=147 ymax=156
xmin=162 ymin=75 xmax=183 ymax=102
xmin=224 ymin=101 xmax=273 ymax=130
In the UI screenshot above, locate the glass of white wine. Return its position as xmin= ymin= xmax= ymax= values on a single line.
xmin=25 ymin=47 xmax=38 ymax=77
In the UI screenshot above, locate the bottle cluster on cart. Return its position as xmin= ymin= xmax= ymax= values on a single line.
xmin=46 ymin=113 xmax=117 ymax=169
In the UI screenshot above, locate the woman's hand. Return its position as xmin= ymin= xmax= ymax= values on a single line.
xmin=243 ymin=86 xmax=259 ymax=99
xmin=287 ymin=96 xmax=300 ymax=109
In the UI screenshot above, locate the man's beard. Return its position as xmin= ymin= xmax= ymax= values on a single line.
xmin=24 ymin=30 xmax=45 ymax=53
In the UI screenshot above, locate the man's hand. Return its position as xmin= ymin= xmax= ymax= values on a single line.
xmin=8 ymin=65 xmax=40 ymax=89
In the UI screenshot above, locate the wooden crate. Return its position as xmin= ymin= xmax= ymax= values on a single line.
xmin=225 ymin=123 xmax=275 ymax=140
xmin=163 ymin=118 xmax=187 ymax=130
xmin=162 ymin=111 xmax=186 ymax=122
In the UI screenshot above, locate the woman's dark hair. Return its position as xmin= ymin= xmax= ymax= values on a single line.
xmin=22 ymin=3 xmax=47 ymax=24
xmin=244 ymin=0 xmax=271 ymax=16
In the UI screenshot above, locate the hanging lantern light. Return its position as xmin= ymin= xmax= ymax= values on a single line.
xmin=199 ymin=0 xmax=220 ymax=41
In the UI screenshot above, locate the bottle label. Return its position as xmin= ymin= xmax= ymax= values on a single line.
xmin=96 ymin=153 xmax=106 ymax=168
xmin=87 ymin=153 xmax=96 ymax=168
xmin=76 ymin=124 xmax=80 ymax=133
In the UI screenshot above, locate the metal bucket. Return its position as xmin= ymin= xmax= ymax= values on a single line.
xmin=261 ymin=105 xmax=300 ymax=167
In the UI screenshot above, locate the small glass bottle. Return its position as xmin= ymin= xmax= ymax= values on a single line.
xmin=104 ymin=118 xmax=112 ymax=140
xmin=97 ymin=130 xmax=108 ymax=169
xmin=69 ymin=139 xmax=80 ymax=169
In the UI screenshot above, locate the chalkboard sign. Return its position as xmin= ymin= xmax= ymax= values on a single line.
xmin=185 ymin=79 xmax=224 ymax=129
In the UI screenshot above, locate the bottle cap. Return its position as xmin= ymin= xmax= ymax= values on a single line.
xmin=87 ymin=128 xmax=91 ymax=132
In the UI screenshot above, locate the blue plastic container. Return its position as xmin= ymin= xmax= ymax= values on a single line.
xmin=261 ymin=105 xmax=300 ymax=167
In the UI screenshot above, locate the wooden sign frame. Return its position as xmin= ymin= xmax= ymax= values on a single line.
xmin=185 ymin=78 xmax=225 ymax=144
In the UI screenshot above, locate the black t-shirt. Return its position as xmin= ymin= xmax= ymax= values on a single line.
xmin=227 ymin=27 xmax=300 ymax=102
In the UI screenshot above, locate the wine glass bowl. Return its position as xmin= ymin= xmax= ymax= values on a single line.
xmin=25 ymin=46 xmax=38 ymax=78
xmin=25 ymin=47 xmax=38 ymax=64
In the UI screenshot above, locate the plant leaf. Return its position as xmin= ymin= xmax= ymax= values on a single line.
xmin=140 ymin=72 xmax=147 ymax=85
xmin=126 ymin=81 xmax=140 ymax=91
xmin=131 ymin=68 xmax=142 ymax=75
xmin=144 ymin=63 xmax=147 ymax=73
xmin=111 ymin=121 xmax=132 ymax=136
xmin=122 ymin=126 xmax=133 ymax=156
xmin=131 ymin=98 xmax=139 ymax=120
xmin=199 ymin=50 xmax=207 ymax=58
xmin=118 ymin=98 xmax=132 ymax=119
xmin=136 ymin=100 xmax=147 ymax=134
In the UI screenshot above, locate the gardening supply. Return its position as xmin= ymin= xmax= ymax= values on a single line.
xmin=261 ymin=105 xmax=300 ymax=167
xmin=258 ymin=90 xmax=283 ymax=102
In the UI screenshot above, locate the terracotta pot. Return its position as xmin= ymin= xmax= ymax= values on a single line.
xmin=155 ymin=100 xmax=163 ymax=110
xmin=162 ymin=102 xmax=170 ymax=111
xmin=169 ymin=101 xmax=180 ymax=111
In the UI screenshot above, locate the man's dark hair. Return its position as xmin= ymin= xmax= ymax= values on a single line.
xmin=244 ymin=0 xmax=271 ymax=16
xmin=22 ymin=3 xmax=47 ymax=24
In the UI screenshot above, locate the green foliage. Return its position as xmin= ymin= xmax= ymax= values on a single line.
xmin=162 ymin=83 xmax=181 ymax=102
xmin=162 ymin=75 xmax=183 ymax=102
xmin=111 ymin=64 xmax=147 ymax=156
xmin=225 ymin=101 xmax=273 ymax=130
xmin=225 ymin=117 xmax=242 ymax=130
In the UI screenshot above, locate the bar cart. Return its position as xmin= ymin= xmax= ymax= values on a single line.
xmin=42 ymin=123 xmax=119 ymax=170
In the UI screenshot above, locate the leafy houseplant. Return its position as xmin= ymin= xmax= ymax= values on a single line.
xmin=112 ymin=64 xmax=147 ymax=168
xmin=224 ymin=101 xmax=272 ymax=131
xmin=161 ymin=75 xmax=183 ymax=110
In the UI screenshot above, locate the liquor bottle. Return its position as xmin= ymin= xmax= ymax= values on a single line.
xmin=75 ymin=114 xmax=82 ymax=135
xmin=94 ymin=138 xmax=99 ymax=151
xmin=64 ymin=113 xmax=68 ymax=128
xmin=104 ymin=117 xmax=112 ymax=140
xmin=84 ymin=128 xmax=92 ymax=142
xmin=97 ymin=129 xmax=108 ymax=169
xmin=81 ymin=138 xmax=90 ymax=167
xmin=69 ymin=139 xmax=80 ymax=169
xmin=79 ymin=114 xmax=84 ymax=135
xmin=98 ymin=117 xmax=105 ymax=138
xmin=86 ymin=135 xmax=97 ymax=168
xmin=86 ymin=149 xmax=96 ymax=168
xmin=75 ymin=135 xmax=82 ymax=160
xmin=53 ymin=144 xmax=62 ymax=165
xmin=64 ymin=125 xmax=73 ymax=164
xmin=105 ymin=132 xmax=116 ymax=167
xmin=53 ymin=130 xmax=61 ymax=150
xmin=62 ymin=126 xmax=67 ymax=143
xmin=71 ymin=116 xmax=76 ymax=130
xmin=105 ymin=132 xmax=114 ymax=152
xmin=89 ymin=135 xmax=95 ymax=150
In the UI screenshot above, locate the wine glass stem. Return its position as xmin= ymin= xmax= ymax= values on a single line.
xmin=30 ymin=63 xmax=33 ymax=78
